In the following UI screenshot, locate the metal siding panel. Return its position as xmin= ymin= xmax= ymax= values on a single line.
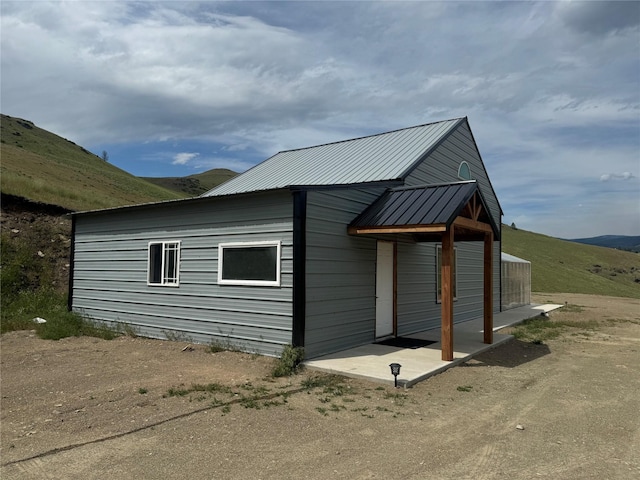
xmin=396 ymin=241 xmax=495 ymax=337
xmin=304 ymin=188 xmax=383 ymax=358
xmin=405 ymin=124 xmax=501 ymax=227
xmin=397 ymin=242 xmax=441 ymax=334
xmin=72 ymin=191 xmax=294 ymax=354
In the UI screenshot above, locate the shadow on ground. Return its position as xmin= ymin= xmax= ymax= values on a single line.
xmin=463 ymin=338 xmax=551 ymax=368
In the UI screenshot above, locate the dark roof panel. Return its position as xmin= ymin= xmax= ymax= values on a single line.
xmin=350 ymin=181 xmax=500 ymax=238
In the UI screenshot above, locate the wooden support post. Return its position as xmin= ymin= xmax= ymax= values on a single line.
xmin=483 ymin=231 xmax=494 ymax=344
xmin=441 ymin=228 xmax=454 ymax=361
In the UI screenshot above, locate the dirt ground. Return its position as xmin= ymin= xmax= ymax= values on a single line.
xmin=1 ymin=293 xmax=639 ymax=479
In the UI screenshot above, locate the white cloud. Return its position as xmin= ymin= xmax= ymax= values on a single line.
xmin=600 ymin=172 xmax=635 ymax=182
xmin=1 ymin=1 xmax=638 ymax=236
xmin=172 ymin=152 xmax=199 ymax=165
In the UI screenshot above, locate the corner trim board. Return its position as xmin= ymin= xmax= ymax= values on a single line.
xmin=292 ymin=190 xmax=307 ymax=348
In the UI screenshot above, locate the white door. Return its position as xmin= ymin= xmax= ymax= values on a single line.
xmin=376 ymin=241 xmax=394 ymax=338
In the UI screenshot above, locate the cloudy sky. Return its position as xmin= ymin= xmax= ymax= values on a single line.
xmin=2 ymin=1 xmax=639 ymax=238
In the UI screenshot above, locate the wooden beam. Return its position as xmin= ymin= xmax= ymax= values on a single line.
xmin=348 ymin=224 xmax=447 ymax=235
xmin=484 ymin=231 xmax=494 ymax=345
xmin=453 ymin=216 xmax=493 ymax=233
xmin=472 ymin=193 xmax=482 ymax=221
xmin=441 ymin=228 xmax=454 ymax=361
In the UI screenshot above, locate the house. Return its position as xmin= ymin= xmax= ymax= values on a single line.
xmin=69 ymin=117 xmax=502 ymax=361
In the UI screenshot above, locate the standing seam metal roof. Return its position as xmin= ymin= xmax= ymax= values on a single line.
xmin=349 ymin=181 xmax=500 ymax=238
xmin=203 ymin=118 xmax=464 ymax=197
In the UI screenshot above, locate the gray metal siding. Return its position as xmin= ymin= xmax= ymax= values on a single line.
xmin=396 ymin=242 xmax=499 ymax=335
xmin=304 ymin=188 xmax=385 ymax=358
xmin=404 ymin=121 xmax=502 ymax=314
xmin=72 ymin=191 xmax=294 ymax=356
xmin=405 ymin=122 xmax=501 ymax=226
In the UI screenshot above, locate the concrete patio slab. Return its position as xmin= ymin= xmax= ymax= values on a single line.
xmin=304 ymin=303 xmax=563 ymax=387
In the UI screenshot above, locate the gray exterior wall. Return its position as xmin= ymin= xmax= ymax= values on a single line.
xmin=404 ymin=120 xmax=502 ymax=315
xmin=303 ymin=121 xmax=502 ymax=358
xmin=72 ymin=190 xmax=294 ymax=356
xmin=304 ymin=188 xmax=384 ymax=358
xmin=396 ymin=241 xmax=496 ymax=335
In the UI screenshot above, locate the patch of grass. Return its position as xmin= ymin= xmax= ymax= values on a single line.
xmin=315 ymin=407 xmax=328 ymax=416
xmin=511 ymin=315 xmax=601 ymax=344
xmin=457 ymin=385 xmax=473 ymax=392
xmin=138 ymin=387 xmax=148 ymax=394
xmin=163 ymin=330 xmax=192 ymax=342
xmin=301 ymin=375 xmax=346 ymax=390
xmin=271 ymin=344 xmax=305 ymax=377
xmin=208 ymin=336 xmax=245 ymax=353
xmin=1 ymin=288 xmax=117 ymax=340
xmin=512 ymin=316 xmax=565 ymax=343
xmin=383 ymin=391 xmax=408 ymax=406
xmin=116 ymin=323 xmax=140 ymax=337
xmin=502 ymin=224 xmax=640 ymax=299
xmin=239 ymin=396 xmax=260 ymax=409
xmin=561 ymin=304 xmax=585 ymax=313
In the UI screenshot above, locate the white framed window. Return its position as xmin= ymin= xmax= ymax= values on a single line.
xmin=436 ymin=245 xmax=457 ymax=302
xmin=218 ymin=241 xmax=281 ymax=287
xmin=148 ymin=241 xmax=181 ymax=286
xmin=458 ymin=161 xmax=472 ymax=180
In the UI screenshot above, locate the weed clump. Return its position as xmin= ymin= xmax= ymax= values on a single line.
xmin=271 ymin=344 xmax=305 ymax=377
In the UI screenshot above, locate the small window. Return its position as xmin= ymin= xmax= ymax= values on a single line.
xmin=458 ymin=161 xmax=471 ymax=180
xmin=436 ymin=245 xmax=457 ymax=302
xmin=148 ymin=241 xmax=181 ymax=286
xmin=218 ymin=241 xmax=281 ymax=286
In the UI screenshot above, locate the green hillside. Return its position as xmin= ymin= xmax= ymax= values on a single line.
xmin=502 ymin=225 xmax=640 ymax=299
xmin=0 ymin=114 xmax=184 ymax=211
xmin=143 ymin=168 xmax=237 ymax=196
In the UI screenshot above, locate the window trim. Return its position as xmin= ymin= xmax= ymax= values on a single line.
xmin=218 ymin=240 xmax=282 ymax=287
xmin=458 ymin=161 xmax=472 ymax=180
xmin=436 ymin=244 xmax=458 ymax=303
xmin=147 ymin=240 xmax=181 ymax=287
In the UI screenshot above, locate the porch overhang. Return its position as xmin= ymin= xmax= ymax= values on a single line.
xmin=348 ymin=181 xmax=499 ymax=361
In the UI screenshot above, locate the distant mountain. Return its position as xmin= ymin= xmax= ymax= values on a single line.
xmin=567 ymin=235 xmax=640 ymax=253
xmin=142 ymin=168 xmax=237 ymax=196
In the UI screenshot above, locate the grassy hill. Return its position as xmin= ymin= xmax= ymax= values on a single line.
xmin=142 ymin=168 xmax=237 ymax=196
xmin=502 ymin=225 xmax=640 ymax=299
xmin=1 ymin=114 xmax=184 ymax=211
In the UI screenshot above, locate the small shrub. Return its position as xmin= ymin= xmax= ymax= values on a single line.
xmin=457 ymin=385 xmax=473 ymax=392
xmin=271 ymin=344 xmax=305 ymax=377
xmin=138 ymin=388 xmax=148 ymax=394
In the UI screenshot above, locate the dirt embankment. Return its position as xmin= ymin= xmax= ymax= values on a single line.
xmin=1 ymin=193 xmax=72 ymax=294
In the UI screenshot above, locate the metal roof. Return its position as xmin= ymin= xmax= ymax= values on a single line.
xmin=349 ymin=181 xmax=500 ymax=238
xmin=501 ymin=253 xmax=530 ymax=264
xmin=203 ymin=118 xmax=464 ymax=197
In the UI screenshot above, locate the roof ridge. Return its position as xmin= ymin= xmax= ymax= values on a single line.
xmin=276 ymin=117 xmax=466 ymax=155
